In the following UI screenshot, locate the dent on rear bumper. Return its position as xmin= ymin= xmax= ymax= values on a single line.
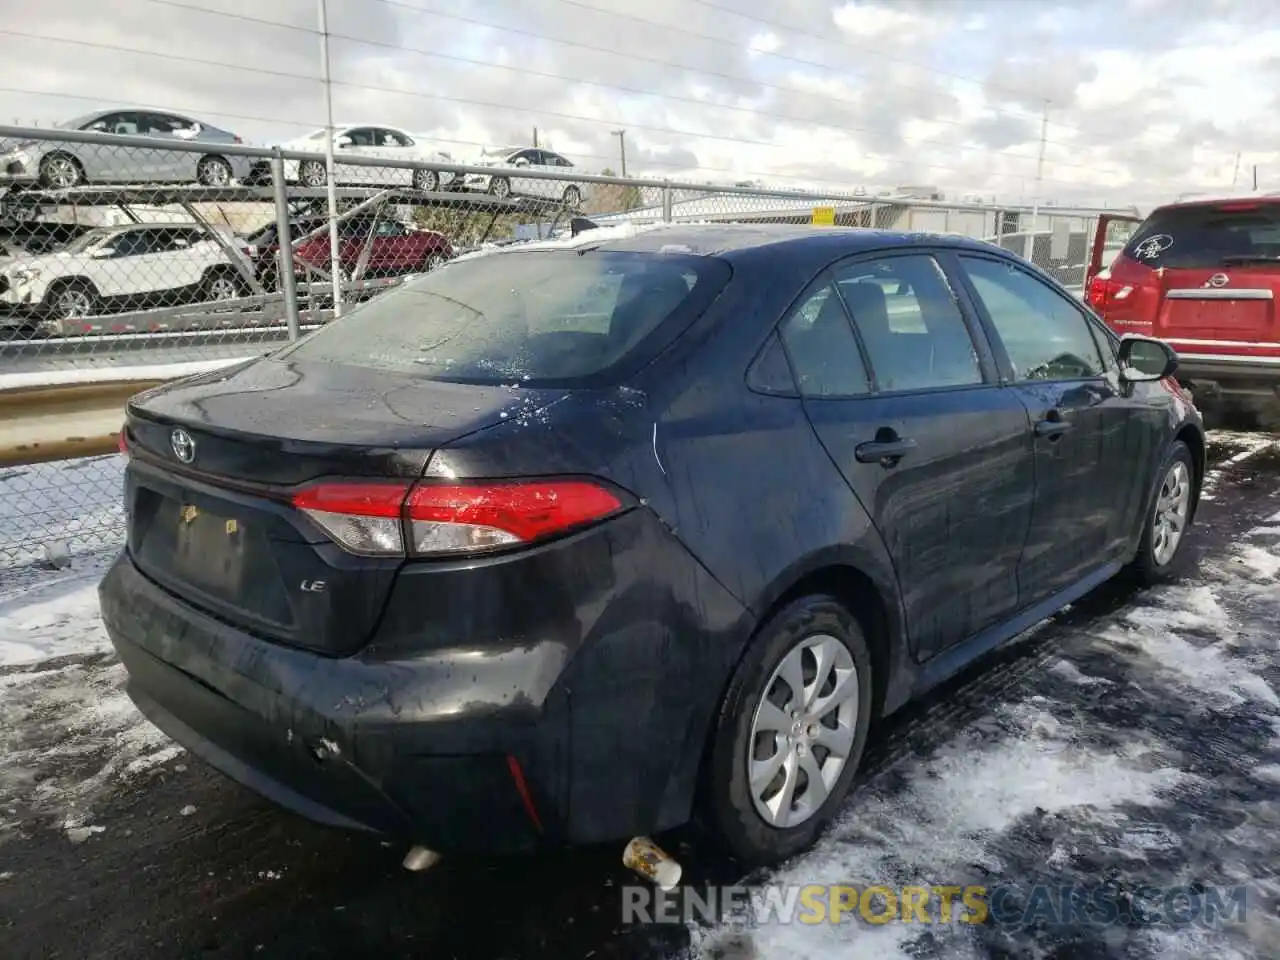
xmin=98 ymin=508 xmax=749 ymax=852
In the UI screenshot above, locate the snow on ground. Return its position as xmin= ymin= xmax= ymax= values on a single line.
xmin=690 ymin=523 xmax=1280 ymax=960
xmin=0 ymin=550 xmax=184 ymax=845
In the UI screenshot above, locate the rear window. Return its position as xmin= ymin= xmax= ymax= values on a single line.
xmin=1123 ymin=203 xmax=1280 ymax=268
xmin=279 ymin=249 xmax=731 ymax=386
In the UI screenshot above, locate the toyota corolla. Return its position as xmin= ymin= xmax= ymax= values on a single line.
xmin=99 ymin=223 xmax=1204 ymax=867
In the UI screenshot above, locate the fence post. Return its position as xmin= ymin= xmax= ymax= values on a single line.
xmin=270 ymin=149 xmax=303 ymax=341
xmin=661 ymin=182 xmax=673 ymax=223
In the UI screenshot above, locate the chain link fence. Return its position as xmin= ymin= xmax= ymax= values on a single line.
xmin=0 ymin=123 xmax=1136 ymax=567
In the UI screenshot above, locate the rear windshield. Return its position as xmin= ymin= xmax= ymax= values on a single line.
xmin=278 ymin=249 xmax=731 ymax=386
xmin=1124 ymin=203 xmax=1280 ymax=268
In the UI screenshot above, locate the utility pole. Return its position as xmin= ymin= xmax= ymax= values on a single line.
xmin=317 ymin=0 xmax=343 ymax=316
xmin=612 ymin=129 xmax=627 ymax=177
xmin=1028 ymin=100 xmax=1049 ymax=257
xmin=532 ymin=127 xmax=538 ymax=147
xmin=1254 ymin=165 xmax=1259 ymax=190
xmin=1231 ymin=152 xmax=1241 ymax=188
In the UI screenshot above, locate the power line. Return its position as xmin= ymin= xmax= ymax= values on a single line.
xmin=324 ymin=76 xmax=1107 ymax=190
xmin=370 ymin=0 xmax=1085 ymax=143
xmin=326 ymin=25 xmax=1114 ymax=176
xmin=0 ymin=86 xmax=324 ymax=134
xmin=142 ymin=0 xmax=319 ymax=36
xmin=0 ymin=30 xmax=323 ymax=86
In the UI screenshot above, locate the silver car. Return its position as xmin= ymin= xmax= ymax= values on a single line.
xmin=0 ymin=110 xmax=254 ymax=190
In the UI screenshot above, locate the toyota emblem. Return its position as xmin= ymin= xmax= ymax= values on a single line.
xmin=170 ymin=428 xmax=196 ymax=463
xmin=1206 ymin=273 xmax=1229 ymax=288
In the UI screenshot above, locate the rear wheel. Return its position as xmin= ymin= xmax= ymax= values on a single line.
xmin=1130 ymin=440 xmax=1195 ymax=584
xmin=488 ymin=176 xmax=512 ymax=200
xmin=413 ymin=168 xmax=439 ymax=192
xmin=197 ymin=156 xmax=234 ymax=187
xmin=43 ymin=280 xmax=98 ymax=321
xmin=562 ymin=185 xmax=582 ymax=208
xmin=699 ymin=595 xmax=872 ymax=866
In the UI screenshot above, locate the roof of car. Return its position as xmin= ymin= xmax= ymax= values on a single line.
xmin=549 ymin=222 xmax=1003 ymax=259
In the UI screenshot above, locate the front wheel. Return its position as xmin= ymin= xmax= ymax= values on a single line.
xmin=562 ymin=185 xmax=582 ymax=208
xmin=299 ymin=160 xmax=327 ymax=187
xmin=413 ymin=168 xmax=440 ymax=192
xmin=43 ymin=280 xmax=99 ymax=322
xmin=1130 ymin=440 xmax=1196 ymax=584
xmin=699 ymin=595 xmax=873 ymax=866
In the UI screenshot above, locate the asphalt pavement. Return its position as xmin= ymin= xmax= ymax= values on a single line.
xmin=1 ymin=430 xmax=1279 ymax=959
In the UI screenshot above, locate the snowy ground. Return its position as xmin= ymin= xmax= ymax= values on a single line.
xmin=0 ymin=432 xmax=1277 ymax=959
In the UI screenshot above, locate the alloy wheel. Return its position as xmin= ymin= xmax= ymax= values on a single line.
xmin=1152 ymin=459 xmax=1191 ymax=566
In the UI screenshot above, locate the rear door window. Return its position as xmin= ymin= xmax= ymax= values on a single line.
xmin=279 ymin=249 xmax=731 ymax=386
xmin=1124 ymin=203 xmax=1280 ymax=269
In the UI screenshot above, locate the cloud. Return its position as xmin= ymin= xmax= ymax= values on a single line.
xmin=0 ymin=0 xmax=1274 ymax=205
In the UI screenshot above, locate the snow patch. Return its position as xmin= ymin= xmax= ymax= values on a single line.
xmin=0 ymin=576 xmax=110 ymax=666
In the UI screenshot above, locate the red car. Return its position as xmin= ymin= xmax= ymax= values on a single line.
xmin=243 ymin=215 xmax=452 ymax=288
xmin=1086 ymin=196 xmax=1280 ymax=418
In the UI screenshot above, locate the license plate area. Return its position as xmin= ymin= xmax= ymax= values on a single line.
xmin=170 ymin=501 xmax=249 ymax=596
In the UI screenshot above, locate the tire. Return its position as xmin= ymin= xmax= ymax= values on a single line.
xmin=202 ymin=269 xmax=245 ymax=303
xmin=699 ymin=594 xmax=873 ymax=866
xmin=43 ymin=280 xmax=99 ymax=322
xmin=562 ymin=185 xmax=582 ymax=208
xmin=421 ymin=253 xmax=446 ymax=272
xmin=38 ymin=153 xmax=84 ymax=189
xmin=299 ymin=160 xmax=327 ymax=187
xmin=197 ymin=156 xmax=234 ymax=187
xmin=1129 ymin=440 xmax=1195 ymax=584
xmin=413 ymin=168 xmax=440 ymax=192
xmin=488 ymin=176 xmax=512 ymax=200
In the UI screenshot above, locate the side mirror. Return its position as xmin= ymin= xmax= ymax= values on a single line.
xmin=90 ymin=246 xmax=115 ymax=258
xmin=336 ymin=136 xmax=353 ymax=148
xmin=512 ymin=157 xmax=530 ymax=168
xmin=1117 ymin=335 xmax=1177 ymax=382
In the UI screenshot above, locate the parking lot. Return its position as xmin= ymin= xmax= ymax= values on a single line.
xmin=1 ymin=428 xmax=1277 ymax=959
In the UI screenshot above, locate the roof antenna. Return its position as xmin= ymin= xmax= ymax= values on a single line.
xmin=570 ymin=216 xmax=599 ymax=237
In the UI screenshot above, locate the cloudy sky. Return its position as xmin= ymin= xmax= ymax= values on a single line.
xmin=0 ymin=0 xmax=1275 ymax=205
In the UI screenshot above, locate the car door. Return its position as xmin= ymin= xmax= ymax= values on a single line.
xmin=952 ymin=252 xmax=1150 ymax=604
xmin=335 ymin=126 xmax=379 ymax=184
xmin=137 ymin=113 xmax=199 ymax=181
xmin=369 ymin=218 xmax=414 ymax=273
xmin=94 ymin=229 xmax=169 ymax=300
xmin=372 ymin=128 xmax=416 ymax=187
xmin=507 ymin=149 xmax=542 ymax=197
xmin=78 ymin=112 xmax=162 ymax=181
xmin=781 ymin=251 xmax=1035 ymax=661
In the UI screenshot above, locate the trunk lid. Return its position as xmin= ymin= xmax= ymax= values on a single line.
xmin=123 ymin=355 xmax=555 ymax=655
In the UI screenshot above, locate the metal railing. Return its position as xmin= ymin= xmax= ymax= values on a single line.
xmin=0 ymin=122 xmax=1138 ymax=566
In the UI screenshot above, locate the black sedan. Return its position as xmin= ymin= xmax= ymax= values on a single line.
xmin=99 ymin=223 xmax=1204 ymax=868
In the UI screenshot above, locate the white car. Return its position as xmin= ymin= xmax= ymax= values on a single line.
xmin=280 ymin=125 xmax=459 ymax=192
xmin=462 ymin=146 xmax=590 ymax=207
xmin=0 ymin=222 xmax=246 ymax=325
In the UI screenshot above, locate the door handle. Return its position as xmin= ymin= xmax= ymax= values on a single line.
xmin=1033 ymin=414 xmax=1073 ymax=438
xmin=855 ymin=437 xmax=917 ymax=464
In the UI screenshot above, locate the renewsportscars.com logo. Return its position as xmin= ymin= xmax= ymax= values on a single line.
xmin=622 ymin=883 xmax=1250 ymax=928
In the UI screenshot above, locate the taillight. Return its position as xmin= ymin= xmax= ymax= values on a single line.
xmin=117 ymin=429 xmax=129 ymax=459
xmin=1085 ymin=270 xmax=1133 ymax=313
xmin=291 ymin=479 xmax=624 ymax=558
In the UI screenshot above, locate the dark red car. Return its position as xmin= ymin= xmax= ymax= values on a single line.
xmin=243 ymin=216 xmax=452 ymax=288
xmin=1085 ymin=196 xmax=1280 ymax=420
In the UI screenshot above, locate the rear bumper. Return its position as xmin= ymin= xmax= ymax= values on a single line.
xmin=1176 ymin=353 xmax=1280 ymax=398
xmin=98 ymin=508 xmax=749 ymax=852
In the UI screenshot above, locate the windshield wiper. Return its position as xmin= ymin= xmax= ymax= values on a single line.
xmin=1221 ymin=255 xmax=1280 ymax=266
